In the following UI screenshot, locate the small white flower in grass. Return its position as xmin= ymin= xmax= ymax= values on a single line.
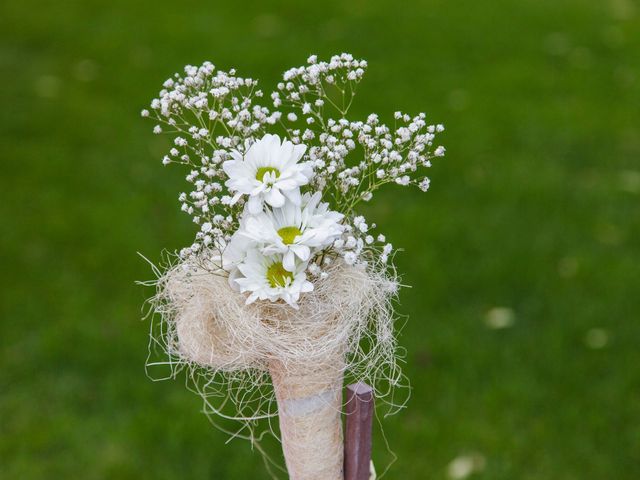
xmin=484 ymin=307 xmax=515 ymax=329
xmin=447 ymin=453 xmax=486 ymax=479
xmin=223 ymin=134 xmax=312 ymax=214
xmin=233 ymin=249 xmax=313 ymax=308
xmin=239 ymin=192 xmax=344 ymax=271
xmin=584 ymin=328 xmax=609 ymax=349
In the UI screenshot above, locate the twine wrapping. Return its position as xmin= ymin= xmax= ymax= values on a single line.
xmin=269 ymin=358 xmax=344 ymax=480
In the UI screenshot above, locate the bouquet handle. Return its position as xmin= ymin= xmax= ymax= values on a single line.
xmin=269 ymin=358 xmax=344 ymax=480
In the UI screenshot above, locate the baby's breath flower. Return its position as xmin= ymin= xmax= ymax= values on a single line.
xmin=343 ymin=251 xmax=357 ymax=265
xmin=419 ymin=178 xmax=431 ymax=192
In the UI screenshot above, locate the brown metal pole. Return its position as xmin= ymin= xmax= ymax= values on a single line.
xmin=344 ymin=382 xmax=374 ymax=480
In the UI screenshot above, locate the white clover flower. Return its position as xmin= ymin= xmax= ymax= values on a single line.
xmin=223 ymin=134 xmax=313 ymax=214
xmin=232 ymin=249 xmax=313 ymax=308
xmin=238 ymin=192 xmax=344 ymax=271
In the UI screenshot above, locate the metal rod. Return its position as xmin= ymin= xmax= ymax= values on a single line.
xmin=344 ymin=382 xmax=374 ymax=480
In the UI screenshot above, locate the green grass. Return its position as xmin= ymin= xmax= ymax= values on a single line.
xmin=1 ymin=0 xmax=639 ymax=478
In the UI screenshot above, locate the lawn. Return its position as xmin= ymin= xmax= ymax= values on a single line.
xmin=1 ymin=0 xmax=639 ymax=478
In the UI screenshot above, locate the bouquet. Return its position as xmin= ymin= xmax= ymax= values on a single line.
xmin=143 ymin=53 xmax=444 ymax=479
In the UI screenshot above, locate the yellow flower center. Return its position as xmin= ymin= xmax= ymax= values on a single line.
xmin=266 ymin=262 xmax=293 ymax=288
xmin=277 ymin=226 xmax=302 ymax=245
xmin=256 ymin=166 xmax=280 ymax=182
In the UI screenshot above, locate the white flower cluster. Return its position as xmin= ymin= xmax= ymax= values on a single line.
xmin=145 ymin=54 xmax=445 ymax=307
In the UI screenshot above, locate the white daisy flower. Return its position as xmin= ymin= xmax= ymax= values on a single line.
xmin=239 ymin=192 xmax=344 ymax=271
xmin=223 ymin=134 xmax=313 ymax=214
xmin=221 ymin=230 xmax=255 ymax=290
xmin=232 ymin=249 xmax=313 ymax=308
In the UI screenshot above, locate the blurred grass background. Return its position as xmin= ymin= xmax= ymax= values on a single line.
xmin=1 ymin=0 xmax=639 ymax=478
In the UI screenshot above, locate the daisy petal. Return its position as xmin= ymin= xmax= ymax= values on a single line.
xmin=248 ymin=195 xmax=263 ymax=214
xmin=283 ymin=187 xmax=301 ymax=205
xmin=283 ymin=251 xmax=296 ymax=272
xmin=265 ymin=188 xmax=285 ymax=208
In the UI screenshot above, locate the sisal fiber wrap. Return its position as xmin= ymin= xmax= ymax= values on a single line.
xmin=148 ymin=252 xmax=402 ymax=479
xmin=269 ymin=358 xmax=344 ymax=479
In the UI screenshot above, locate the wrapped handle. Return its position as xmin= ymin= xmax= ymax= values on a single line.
xmin=269 ymin=359 xmax=344 ymax=480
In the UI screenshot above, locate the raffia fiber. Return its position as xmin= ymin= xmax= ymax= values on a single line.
xmin=146 ymin=251 xmax=404 ymax=479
